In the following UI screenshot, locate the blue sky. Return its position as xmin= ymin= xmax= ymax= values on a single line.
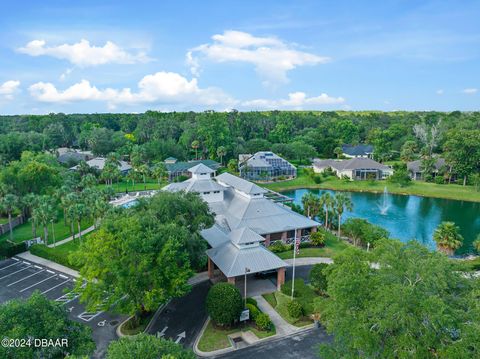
xmin=0 ymin=0 xmax=479 ymax=114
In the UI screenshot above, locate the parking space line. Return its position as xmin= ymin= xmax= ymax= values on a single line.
xmin=59 ymin=274 xmax=68 ymax=279
xmin=46 ymin=270 xmax=55 ymax=274
xmin=42 ymin=279 xmax=70 ymax=294
xmin=20 ymin=274 xmax=57 ymax=292
xmin=78 ymin=310 xmax=104 ymax=322
xmin=12 ymin=257 xmax=19 ymax=261
xmin=7 ymin=270 xmax=45 ymax=287
xmin=22 ymin=261 xmax=31 ymax=265
xmin=0 ymin=261 xmax=22 ymax=271
xmin=0 ymin=265 xmax=31 ymax=280
xmin=33 ymin=265 xmax=43 ymax=270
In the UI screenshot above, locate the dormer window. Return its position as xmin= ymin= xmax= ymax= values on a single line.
xmin=204 ymin=191 xmax=210 ymax=195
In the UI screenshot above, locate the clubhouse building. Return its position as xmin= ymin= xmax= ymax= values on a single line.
xmin=163 ymin=164 xmax=318 ymax=288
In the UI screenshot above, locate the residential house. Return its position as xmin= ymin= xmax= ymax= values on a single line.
xmin=238 ymin=151 xmax=296 ymax=181
xmin=313 ymin=158 xmax=393 ymax=180
xmin=342 ymin=144 xmax=374 ymax=159
xmin=163 ymin=167 xmax=318 ymax=288
xmin=163 ymin=157 xmax=220 ymax=182
xmin=56 ymin=148 xmax=93 ymax=165
xmin=71 ymin=157 xmax=132 ymax=175
xmin=407 ymin=158 xmax=447 ymax=181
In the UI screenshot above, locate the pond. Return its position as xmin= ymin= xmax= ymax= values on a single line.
xmin=283 ymin=188 xmax=480 ymax=255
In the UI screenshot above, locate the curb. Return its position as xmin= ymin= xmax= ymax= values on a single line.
xmin=116 ymin=301 xmax=169 ymax=338
xmin=193 ymin=317 xmax=315 ymax=357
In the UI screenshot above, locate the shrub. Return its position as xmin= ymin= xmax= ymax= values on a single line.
xmin=29 ymin=244 xmax=80 ymax=270
xmin=255 ymin=313 xmax=273 ymax=331
xmin=269 ymin=241 xmax=288 ymax=253
xmin=473 ymin=237 xmax=480 ymax=253
xmin=309 ymin=263 xmax=329 ymax=294
xmin=310 ymin=231 xmax=326 ymax=247
xmin=246 ymin=297 xmax=257 ymax=307
xmin=312 ymin=175 xmax=322 ymax=184
xmin=434 ymin=176 xmax=445 ymax=185
xmin=299 ymin=242 xmax=311 ymax=249
xmin=424 ymin=174 xmax=434 ymax=182
xmin=281 ymin=279 xmax=306 ymax=297
xmin=246 ymin=303 xmax=259 ymax=321
xmin=206 ymin=283 xmax=243 ymax=326
xmin=0 ymin=241 xmax=26 ymax=259
xmin=287 ymin=300 xmax=303 ymax=319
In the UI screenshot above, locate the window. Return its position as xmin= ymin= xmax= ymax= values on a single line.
xmin=203 ymin=192 xmax=210 ymax=195
xmin=213 ymin=191 xmax=220 ymax=193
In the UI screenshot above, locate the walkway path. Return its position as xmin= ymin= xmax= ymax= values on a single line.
xmin=253 ymin=295 xmax=298 ymax=336
xmin=15 ymin=251 xmax=80 ymax=278
xmin=47 ymin=225 xmax=96 ymax=248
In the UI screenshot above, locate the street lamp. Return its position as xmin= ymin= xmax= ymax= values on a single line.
xmin=244 ymin=267 xmax=251 ymax=307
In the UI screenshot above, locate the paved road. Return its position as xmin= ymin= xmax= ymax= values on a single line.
xmin=213 ymin=327 xmax=332 ymax=359
xmin=0 ymin=257 xmax=127 ymax=358
xmin=146 ymin=280 xmax=211 ymax=348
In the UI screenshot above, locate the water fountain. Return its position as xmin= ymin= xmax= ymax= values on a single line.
xmin=378 ymin=186 xmax=390 ymax=215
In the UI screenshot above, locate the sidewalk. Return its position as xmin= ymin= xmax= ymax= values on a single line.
xmin=253 ymin=295 xmax=298 ymax=336
xmin=284 ymin=257 xmax=333 ymax=266
xmin=16 ymin=251 xmax=80 ymax=278
xmin=188 ymin=271 xmax=209 ymax=285
xmin=48 ymin=225 xmax=96 ymax=248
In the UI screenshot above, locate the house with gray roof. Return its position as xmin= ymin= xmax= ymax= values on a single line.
xmin=163 ymin=157 xmax=220 ymax=181
xmin=238 ymin=151 xmax=296 ymax=181
xmin=342 ymin=144 xmax=374 ymax=158
xmin=70 ymin=157 xmax=132 ymax=175
xmin=56 ymin=148 xmax=93 ymax=166
xmin=313 ymin=157 xmax=393 ymax=180
xmin=407 ymin=158 xmax=447 ymax=180
xmin=163 ymin=168 xmax=318 ymax=288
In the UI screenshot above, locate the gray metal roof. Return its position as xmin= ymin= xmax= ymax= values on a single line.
xmin=313 ymin=159 xmax=338 ymax=168
xmin=71 ymin=157 xmax=132 ymax=172
xmin=189 ymin=163 xmax=215 ymax=174
xmin=229 ymin=227 xmax=265 ymax=245
xmin=216 ymin=172 xmax=268 ymax=195
xmin=162 ymin=178 xmax=225 ymax=193
xmin=209 ymin=187 xmax=318 ymax=234
xmin=206 ymin=241 xmax=287 ymax=277
xmin=315 ymin=158 xmax=390 ymax=172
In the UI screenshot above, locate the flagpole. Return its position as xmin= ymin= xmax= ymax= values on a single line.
xmin=291 ymin=228 xmax=297 ymax=300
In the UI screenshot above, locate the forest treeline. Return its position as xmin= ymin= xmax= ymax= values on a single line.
xmin=0 ymin=110 xmax=479 ymax=184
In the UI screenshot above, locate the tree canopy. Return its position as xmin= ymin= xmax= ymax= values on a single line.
xmin=318 ymin=239 xmax=480 ymax=358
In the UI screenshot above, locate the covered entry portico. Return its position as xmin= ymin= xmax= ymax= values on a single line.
xmin=205 ymin=227 xmax=287 ymax=293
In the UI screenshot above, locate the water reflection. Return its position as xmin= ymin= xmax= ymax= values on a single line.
xmin=283 ymin=189 xmax=480 ymax=254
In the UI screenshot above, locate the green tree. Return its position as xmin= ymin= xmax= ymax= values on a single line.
xmin=388 ymin=163 xmax=412 ymax=187
xmin=227 ymin=158 xmax=238 ymax=173
xmin=319 ymin=192 xmax=334 ymax=229
xmin=473 ymin=235 xmax=480 ymax=253
xmin=0 ymin=292 xmax=95 ymax=359
xmin=319 ymin=239 xmax=480 ymax=358
xmin=72 ymin=192 xmax=214 ymax=322
xmin=333 ymin=147 xmax=342 ymax=159
xmin=443 ymin=129 xmax=480 ymax=186
xmin=216 ymin=146 xmax=227 ymax=165
xmin=206 ymin=283 xmax=243 ymax=326
xmin=151 ymin=162 xmax=167 ymax=188
xmin=433 ymin=221 xmax=464 ymax=255
xmin=32 ymin=197 xmax=56 ymax=243
xmin=0 ymin=193 xmax=19 ymax=241
xmin=191 ymin=140 xmax=200 ymax=160
xmin=309 ymin=263 xmax=329 ymax=294
xmin=106 ymin=333 xmax=195 ymax=359
xmin=334 ymin=193 xmax=353 ymax=238
xmin=400 ymin=140 xmax=418 ymax=162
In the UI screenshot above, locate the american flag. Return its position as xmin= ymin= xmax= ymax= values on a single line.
xmin=295 ymin=237 xmax=300 ymax=255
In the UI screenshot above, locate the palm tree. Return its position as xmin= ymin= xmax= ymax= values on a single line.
xmin=138 ymin=164 xmax=150 ymax=190
xmin=0 ymin=194 xmax=19 ymax=241
xmin=191 ymin=140 xmax=200 ymax=160
xmin=216 ymin=146 xmax=227 ymax=166
xmin=77 ymin=160 xmax=91 ymax=178
xmin=32 ymin=198 xmax=56 ymax=244
xmin=152 ymin=162 xmax=167 ymax=188
xmin=93 ymin=198 xmax=110 ymax=228
xmin=433 ymin=221 xmax=463 ymax=255
xmin=334 ymin=193 xmax=353 ymax=238
xmin=320 ymin=192 xmax=334 ymax=229
xmin=70 ymin=203 xmax=87 ymax=242
xmin=301 ymin=192 xmax=317 ymax=218
xmin=23 ymin=194 xmax=39 ymax=238
xmin=126 ymin=170 xmax=140 ymax=190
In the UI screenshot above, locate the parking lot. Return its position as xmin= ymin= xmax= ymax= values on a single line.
xmin=0 ymin=257 xmax=127 ymax=358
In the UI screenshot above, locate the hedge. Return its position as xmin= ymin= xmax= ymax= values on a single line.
xmin=255 ymin=313 xmax=273 ymax=331
xmin=29 ymin=244 xmax=80 ymax=270
xmin=0 ymin=241 xmax=26 ymax=259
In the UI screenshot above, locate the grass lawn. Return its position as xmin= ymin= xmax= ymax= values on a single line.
xmin=268 ymin=291 xmax=313 ymax=327
xmin=0 ymin=211 xmax=93 ymax=245
xmin=96 ymin=178 xmax=165 ymax=193
xmin=275 ymin=234 xmax=350 ymax=260
xmin=262 ymin=292 xmax=277 ymax=308
xmin=263 ymin=168 xmax=480 ymax=203
xmin=120 ymin=312 xmax=155 ymax=336
xmin=0 ymin=217 xmax=9 ymax=225
xmin=197 ymin=320 xmax=276 ymax=352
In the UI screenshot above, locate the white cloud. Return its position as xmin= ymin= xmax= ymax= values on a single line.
xmin=463 ymin=88 xmax=478 ymax=94
xmin=188 ymin=30 xmax=329 ymax=86
xmin=436 ymin=89 xmax=444 ymax=95
xmin=17 ymin=39 xmax=151 ymax=67
xmin=242 ymin=91 xmax=345 ymax=110
xmin=29 ymin=72 xmax=236 ymax=109
xmin=0 ymin=80 xmax=21 ymax=100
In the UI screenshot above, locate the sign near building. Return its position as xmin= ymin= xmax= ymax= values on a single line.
xmin=240 ymin=309 xmax=250 ymax=322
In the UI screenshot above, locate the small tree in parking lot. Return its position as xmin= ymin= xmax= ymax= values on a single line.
xmin=206 ymin=283 xmax=243 ymax=327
